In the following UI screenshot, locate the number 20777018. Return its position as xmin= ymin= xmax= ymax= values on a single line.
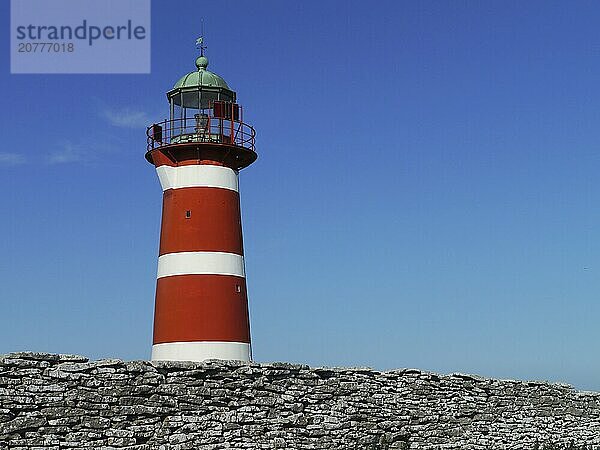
xmin=17 ymin=42 xmax=74 ymax=52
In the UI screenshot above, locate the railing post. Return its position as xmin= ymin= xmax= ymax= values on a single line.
xmin=230 ymin=102 xmax=234 ymax=145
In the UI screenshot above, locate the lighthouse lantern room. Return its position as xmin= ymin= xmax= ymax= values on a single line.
xmin=145 ymin=38 xmax=256 ymax=362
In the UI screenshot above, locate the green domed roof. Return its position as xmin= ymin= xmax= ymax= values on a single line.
xmin=173 ymin=56 xmax=231 ymax=90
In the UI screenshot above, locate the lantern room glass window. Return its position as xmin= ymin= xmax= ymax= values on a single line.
xmin=168 ymin=87 xmax=235 ymax=122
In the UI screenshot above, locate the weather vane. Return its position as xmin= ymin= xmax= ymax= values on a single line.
xmin=196 ymin=36 xmax=207 ymax=56
xmin=196 ymin=20 xmax=207 ymax=56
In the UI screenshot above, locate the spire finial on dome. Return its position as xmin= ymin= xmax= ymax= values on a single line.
xmin=195 ymin=35 xmax=208 ymax=70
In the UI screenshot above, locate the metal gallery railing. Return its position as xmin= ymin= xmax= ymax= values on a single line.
xmin=146 ymin=116 xmax=256 ymax=153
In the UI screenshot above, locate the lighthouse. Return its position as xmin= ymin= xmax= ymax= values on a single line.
xmin=145 ymin=39 xmax=256 ymax=362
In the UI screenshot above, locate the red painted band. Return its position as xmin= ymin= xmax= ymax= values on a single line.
xmin=149 ymin=148 xmax=231 ymax=168
xmin=159 ymin=187 xmax=243 ymax=256
xmin=153 ymin=275 xmax=250 ymax=344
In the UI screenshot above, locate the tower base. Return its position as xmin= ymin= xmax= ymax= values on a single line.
xmin=151 ymin=341 xmax=251 ymax=362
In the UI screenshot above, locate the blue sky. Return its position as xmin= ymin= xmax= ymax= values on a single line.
xmin=1 ymin=0 xmax=600 ymax=390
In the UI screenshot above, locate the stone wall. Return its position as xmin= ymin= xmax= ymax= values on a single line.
xmin=0 ymin=352 xmax=599 ymax=449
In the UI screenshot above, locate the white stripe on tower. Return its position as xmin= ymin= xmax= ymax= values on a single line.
xmin=156 ymin=164 xmax=239 ymax=191
xmin=151 ymin=342 xmax=251 ymax=362
xmin=157 ymin=252 xmax=245 ymax=279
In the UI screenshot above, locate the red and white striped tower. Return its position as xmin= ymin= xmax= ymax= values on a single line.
xmin=145 ymin=40 xmax=257 ymax=362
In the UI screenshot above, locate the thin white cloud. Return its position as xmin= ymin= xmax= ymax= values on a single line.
xmin=0 ymin=153 xmax=26 ymax=166
xmin=101 ymin=107 xmax=151 ymax=129
xmin=47 ymin=143 xmax=83 ymax=164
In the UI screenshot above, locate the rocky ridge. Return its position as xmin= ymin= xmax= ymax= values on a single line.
xmin=0 ymin=352 xmax=599 ymax=449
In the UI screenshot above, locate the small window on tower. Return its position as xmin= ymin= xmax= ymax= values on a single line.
xmin=185 ymin=210 xmax=191 ymax=219
xmin=235 ymin=284 xmax=242 ymax=293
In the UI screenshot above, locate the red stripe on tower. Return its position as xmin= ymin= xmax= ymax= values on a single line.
xmin=145 ymin=41 xmax=257 ymax=362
